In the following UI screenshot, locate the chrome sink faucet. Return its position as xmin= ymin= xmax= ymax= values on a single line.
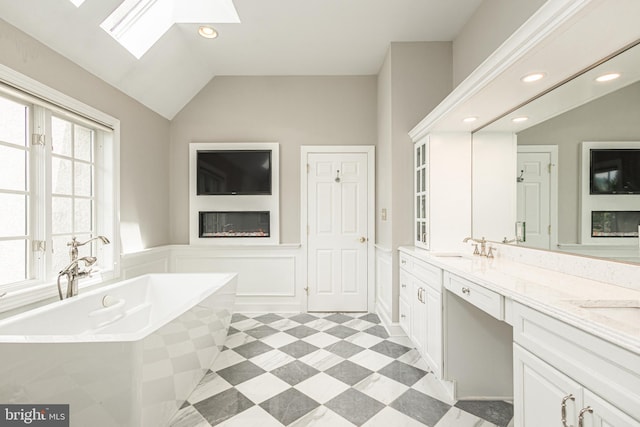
xmin=57 ymin=236 xmax=110 ymax=299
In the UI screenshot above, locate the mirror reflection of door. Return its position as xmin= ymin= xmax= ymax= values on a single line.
xmin=516 ymin=146 xmax=558 ymax=249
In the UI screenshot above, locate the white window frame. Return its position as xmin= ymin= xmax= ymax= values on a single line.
xmin=0 ymin=64 xmax=120 ymax=313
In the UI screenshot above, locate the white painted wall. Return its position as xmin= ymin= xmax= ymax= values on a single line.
xmin=169 ymin=76 xmax=377 ymax=245
xmin=0 ymin=18 xmax=171 ymax=252
xmin=376 ymin=42 xmax=453 ymax=324
xmin=452 ymin=0 xmax=547 ymax=87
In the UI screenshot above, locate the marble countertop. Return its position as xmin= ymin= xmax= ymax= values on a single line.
xmin=398 ymin=246 xmax=640 ymax=355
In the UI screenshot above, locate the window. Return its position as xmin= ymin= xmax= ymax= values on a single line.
xmin=0 ymin=76 xmax=118 ymax=307
xmin=0 ymin=96 xmax=29 ymax=286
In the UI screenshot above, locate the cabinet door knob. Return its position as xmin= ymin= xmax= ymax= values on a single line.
xmin=561 ymin=394 xmax=575 ymax=427
xmin=578 ymin=406 xmax=593 ymax=427
xmin=462 ymin=287 xmax=471 ymax=295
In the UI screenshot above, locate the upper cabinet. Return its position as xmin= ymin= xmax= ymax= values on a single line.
xmin=411 ymin=134 xmax=472 ymax=253
xmin=414 ymin=138 xmax=429 ymax=249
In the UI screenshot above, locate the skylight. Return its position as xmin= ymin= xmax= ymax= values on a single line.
xmin=100 ymin=0 xmax=240 ymax=59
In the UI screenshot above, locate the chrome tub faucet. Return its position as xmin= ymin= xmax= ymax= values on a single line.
xmin=57 ymin=236 xmax=110 ymax=299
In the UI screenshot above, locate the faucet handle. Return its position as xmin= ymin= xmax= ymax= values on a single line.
xmin=487 ymin=246 xmax=496 ymax=258
xmin=473 ymin=243 xmax=480 ymax=255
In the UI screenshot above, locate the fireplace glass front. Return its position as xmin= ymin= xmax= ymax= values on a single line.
xmin=591 ymin=211 xmax=640 ymax=237
xmin=199 ymin=211 xmax=270 ymax=238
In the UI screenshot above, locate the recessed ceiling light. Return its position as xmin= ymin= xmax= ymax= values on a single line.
xmin=521 ymin=72 xmax=545 ymax=83
xmin=463 ymin=117 xmax=478 ymax=123
xmin=512 ymin=117 xmax=529 ymax=123
xmin=595 ymin=73 xmax=621 ymax=82
xmin=198 ymin=26 xmax=218 ymax=39
xmin=69 ymin=0 xmax=85 ymax=6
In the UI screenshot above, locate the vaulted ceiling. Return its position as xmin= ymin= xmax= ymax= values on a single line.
xmin=0 ymin=0 xmax=483 ymax=119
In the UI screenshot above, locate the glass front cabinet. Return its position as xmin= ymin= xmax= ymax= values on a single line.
xmin=415 ymin=137 xmax=429 ymax=249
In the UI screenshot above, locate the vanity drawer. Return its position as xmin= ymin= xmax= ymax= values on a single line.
xmin=444 ymin=272 xmax=504 ymax=320
xmin=399 ymin=252 xmax=442 ymax=290
xmin=399 ymin=271 xmax=411 ymax=301
xmin=399 ymin=297 xmax=411 ymax=336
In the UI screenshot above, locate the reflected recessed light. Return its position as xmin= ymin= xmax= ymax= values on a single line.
xmin=521 ymin=72 xmax=545 ymax=83
xmin=198 ymin=26 xmax=218 ymax=39
xmin=512 ymin=117 xmax=529 ymax=123
xmin=595 ymin=73 xmax=621 ymax=82
xmin=463 ymin=117 xmax=478 ymax=123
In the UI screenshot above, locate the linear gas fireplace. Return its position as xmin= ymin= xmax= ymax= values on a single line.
xmin=199 ymin=211 xmax=270 ymax=238
xmin=591 ymin=211 xmax=640 ymax=238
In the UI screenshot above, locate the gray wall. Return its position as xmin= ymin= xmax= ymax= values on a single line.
xmin=0 ymin=18 xmax=171 ymax=252
xmin=452 ymin=0 xmax=546 ymax=87
xmin=377 ymin=42 xmax=453 ymax=320
xmin=169 ymin=76 xmax=377 ymax=244
xmin=517 ymin=81 xmax=640 ymax=243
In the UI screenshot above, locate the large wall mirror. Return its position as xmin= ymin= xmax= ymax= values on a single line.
xmin=472 ymin=40 xmax=640 ymax=264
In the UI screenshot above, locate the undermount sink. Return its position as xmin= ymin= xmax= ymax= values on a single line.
xmin=564 ymin=299 xmax=640 ymax=324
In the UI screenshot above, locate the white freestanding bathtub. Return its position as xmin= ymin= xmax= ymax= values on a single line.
xmin=0 ymin=273 xmax=237 ymax=427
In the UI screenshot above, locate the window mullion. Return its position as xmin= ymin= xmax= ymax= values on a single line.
xmin=30 ymin=105 xmax=48 ymax=282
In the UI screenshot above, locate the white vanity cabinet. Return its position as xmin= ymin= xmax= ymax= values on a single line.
xmin=399 ymin=250 xmax=443 ymax=377
xmin=513 ymin=302 xmax=640 ymax=427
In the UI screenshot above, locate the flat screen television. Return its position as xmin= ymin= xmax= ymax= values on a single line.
xmin=590 ymin=149 xmax=640 ymax=194
xmin=197 ymin=150 xmax=272 ymax=195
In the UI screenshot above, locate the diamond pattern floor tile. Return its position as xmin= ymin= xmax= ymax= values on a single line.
xmin=259 ymin=388 xmax=320 ymax=425
xmin=193 ymin=388 xmax=254 ymax=426
xmin=278 ymin=340 xmax=319 ymax=358
xmin=325 ymin=388 xmax=385 ymax=426
xmin=325 ymin=360 xmax=374 ymax=386
xmin=378 ymin=360 xmax=428 ymax=387
xmin=324 ymin=340 xmax=366 ymax=358
xmin=391 ymin=389 xmax=452 ymax=425
xmin=170 ymin=312 xmax=514 ymax=427
xmin=215 ymin=360 xmax=265 ymax=386
xmin=325 ymin=324 xmax=359 ymax=339
xmin=271 ymin=360 xmax=320 ymax=386
xmin=285 ymin=325 xmax=319 ymax=339
xmin=454 ymin=400 xmax=514 ymax=427
xmin=244 ymin=324 xmax=279 ymax=339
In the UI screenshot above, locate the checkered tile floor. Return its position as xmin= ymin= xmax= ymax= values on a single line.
xmin=169 ymin=312 xmax=514 ymax=427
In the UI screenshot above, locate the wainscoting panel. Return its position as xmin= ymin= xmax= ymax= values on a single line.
xmin=375 ymin=246 xmax=398 ymax=334
xmin=172 ymin=255 xmax=295 ymax=297
xmin=121 ymin=247 xmax=171 ymax=279
xmin=169 ymin=245 xmax=304 ymax=313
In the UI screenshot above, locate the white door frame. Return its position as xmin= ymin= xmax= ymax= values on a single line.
xmin=300 ymin=145 xmax=375 ymax=312
xmin=517 ymin=145 xmax=559 ymax=248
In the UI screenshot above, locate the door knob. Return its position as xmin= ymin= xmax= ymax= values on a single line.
xmin=359 ymin=236 xmax=367 ymax=243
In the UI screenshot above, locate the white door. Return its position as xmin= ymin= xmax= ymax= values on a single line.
xmin=517 ymin=148 xmax=556 ymax=249
xmin=306 ymin=152 xmax=369 ymax=312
